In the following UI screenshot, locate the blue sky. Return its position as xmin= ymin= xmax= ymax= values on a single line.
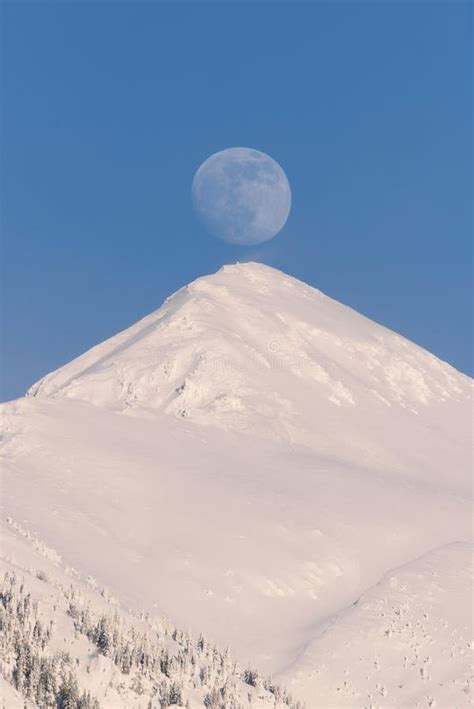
xmin=2 ymin=1 xmax=472 ymax=400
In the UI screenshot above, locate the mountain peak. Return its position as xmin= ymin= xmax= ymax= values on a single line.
xmin=218 ymin=260 xmax=276 ymax=274
xmin=27 ymin=263 xmax=470 ymax=479
xmin=188 ymin=260 xmax=317 ymax=298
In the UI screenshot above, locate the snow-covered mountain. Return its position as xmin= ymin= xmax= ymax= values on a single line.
xmin=1 ymin=263 xmax=472 ymax=708
xmin=26 ymin=263 xmax=470 ymax=487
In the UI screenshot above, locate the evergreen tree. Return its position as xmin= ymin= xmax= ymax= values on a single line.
xmin=57 ymin=672 xmax=80 ymax=709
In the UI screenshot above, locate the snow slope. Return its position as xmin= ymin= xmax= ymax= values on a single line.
xmin=1 ymin=262 xmax=472 ymax=707
xmin=0 ymin=519 xmax=300 ymax=708
xmin=281 ymin=543 xmax=473 ymax=707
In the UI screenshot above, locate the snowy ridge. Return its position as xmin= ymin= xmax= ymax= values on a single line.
xmin=280 ymin=542 xmax=473 ymax=707
xmin=25 ymin=263 xmax=471 ymax=486
xmin=27 ymin=262 xmax=469 ymax=425
xmin=0 ymin=519 xmax=303 ymax=708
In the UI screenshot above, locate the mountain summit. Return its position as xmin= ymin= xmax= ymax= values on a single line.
xmin=27 ymin=262 xmax=470 ymax=483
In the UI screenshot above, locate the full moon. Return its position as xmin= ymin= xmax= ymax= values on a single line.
xmin=192 ymin=147 xmax=291 ymax=245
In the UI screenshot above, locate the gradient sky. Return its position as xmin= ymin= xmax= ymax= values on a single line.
xmin=2 ymin=1 xmax=472 ymax=401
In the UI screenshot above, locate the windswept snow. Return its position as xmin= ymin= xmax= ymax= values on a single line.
xmin=1 ymin=262 xmax=472 ymax=708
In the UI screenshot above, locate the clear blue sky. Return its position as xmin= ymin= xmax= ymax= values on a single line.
xmin=2 ymin=1 xmax=472 ymax=400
